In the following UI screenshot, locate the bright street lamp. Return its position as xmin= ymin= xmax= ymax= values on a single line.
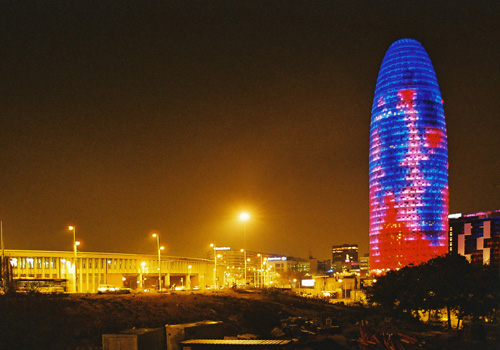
xmin=238 ymin=212 xmax=250 ymax=250
xmin=263 ymin=257 xmax=267 ymax=286
xmin=210 ymin=244 xmax=218 ymax=289
xmin=239 ymin=212 xmax=250 ymax=221
xmin=140 ymin=262 xmax=146 ymax=289
xmin=152 ymin=233 xmax=164 ymax=292
xmin=68 ymin=226 xmax=79 ymax=293
xmin=257 ymin=254 xmax=264 ymax=287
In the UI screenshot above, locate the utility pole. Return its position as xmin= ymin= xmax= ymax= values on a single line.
xmin=1 ymin=221 xmax=5 ymax=289
xmin=1 ymin=221 xmax=4 ymax=260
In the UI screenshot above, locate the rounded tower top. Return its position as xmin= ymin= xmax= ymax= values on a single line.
xmin=373 ymin=38 xmax=441 ymax=108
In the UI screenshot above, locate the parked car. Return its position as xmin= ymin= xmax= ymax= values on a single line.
xmin=97 ymin=284 xmax=131 ymax=294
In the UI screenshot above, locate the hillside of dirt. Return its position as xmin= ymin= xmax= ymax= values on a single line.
xmin=0 ymin=289 xmax=498 ymax=350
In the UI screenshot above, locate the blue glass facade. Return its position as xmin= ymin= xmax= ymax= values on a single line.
xmin=369 ymin=39 xmax=449 ymax=271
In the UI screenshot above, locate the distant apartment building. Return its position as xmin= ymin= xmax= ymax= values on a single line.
xmin=207 ymin=247 xmax=272 ymax=286
xmin=332 ymin=244 xmax=359 ymax=272
xmin=267 ymin=256 xmax=310 ymax=273
xmin=265 ymin=256 xmax=311 ymax=288
xmin=308 ymin=258 xmax=331 ymax=275
xmin=359 ymin=253 xmax=370 ymax=276
xmin=448 ymin=210 xmax=500 ymax=265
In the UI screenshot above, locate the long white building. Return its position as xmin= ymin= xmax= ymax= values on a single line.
xmin=3 ymin=249 xmax=215 ymax=293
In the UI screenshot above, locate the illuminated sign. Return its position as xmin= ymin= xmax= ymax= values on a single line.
xmin=214 ymin=247 xmax=231 ymax=251
xmin=448 ymin=213 xmax=462 ymax=219
xmin=267 ymin=256 xmax=287 ymax=261
xmin=301 ymin=279 xmax=314 ymax=287
xmin=464 ymin=212 xmax=487 ymax=218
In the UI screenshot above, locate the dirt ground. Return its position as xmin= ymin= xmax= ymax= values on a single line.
xmin=0 ymin=289 xmax=498 ymax=350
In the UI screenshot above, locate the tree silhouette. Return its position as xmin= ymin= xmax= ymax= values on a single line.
xmin=366 ymin=253 xmax=500 ymax=329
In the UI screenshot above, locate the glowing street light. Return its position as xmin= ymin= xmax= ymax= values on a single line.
xmin=239 ymin=212 xmax=250 ymax=222
xmin=238 ymin=212 xmax=250 ymax=283
xmin=152 ymin=233 xmax=165 ymax=291
xmin=239 ymin=212 xmax=250 ymax=248
xmin=263 ymin=257 xmax=268 ymax=286
xmin=68 ymin=225 xmax=79 ymax=293
xmin=210 ymin=244 xmax=218 ymax=289
xmin=140 ymin=262 xmax=146 ymax=289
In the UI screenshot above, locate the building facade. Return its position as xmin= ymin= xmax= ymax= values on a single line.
xmin=449 ymin=210 xmax=500 ymax=266
xmin=267 ymin=256 xmax=310 ymax=274
xmin=332 ymin=244 xmax=359 ymax=272
xmin=308 ymin=258 xmax=331 ymax=275
xmin=208 ymin=247 xmax=272 ymax=286
xmin=3 ymin=249 xmax=214 ymax=293
xmin=266 ymin=255 xmax=311 ymax=288
xmin=369 ymin=38 xmax=449 ymax=271
xmin=359 ymin=253 xmax=370 ymax=276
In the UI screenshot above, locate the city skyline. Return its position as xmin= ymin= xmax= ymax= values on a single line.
xmin=1 ymin=2 xmax=499 ymax=260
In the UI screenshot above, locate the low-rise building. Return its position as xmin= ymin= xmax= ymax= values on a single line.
xmin=448 ymin=210 xmax=500 ymax=265
xmin=2 ymin=249 xmax=213 ymax=293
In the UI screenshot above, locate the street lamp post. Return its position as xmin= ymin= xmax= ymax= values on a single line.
xmin=263 ymin=258 xmax=267 ymax=287
xmin=106 ymin=260 xmax=111 ymax=284
xmin=68 ymin=226 xmax=79 ymax=293
xmin=257 ymin=254 xmax=261 ymax=287
xmin=238 ymin=212 xmax=250 ymax=285
xmin=210 ymin=244 xmax=217 ymax=289
xmin=1 ymin=220 xmax=4 ymax=262
xmin=338 ymin=279 xmax=344 ymax=300
xmin=152 ymin=233 xmax=164 ymax=292
xmin=140 ymin=262 xmax=146 ymax=289
xmin=240 ymin=249 xmax=247 ymax=284
xmin=1 ymin=221 xmax=4 ymax=290
xmin=239 ymin=212 xmax=250 ymax=250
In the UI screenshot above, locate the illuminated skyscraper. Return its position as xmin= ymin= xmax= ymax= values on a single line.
xmin=369 ymin=39 xmax=449 ymax=271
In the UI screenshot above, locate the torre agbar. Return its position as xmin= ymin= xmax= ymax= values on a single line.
xmin=369 ymin=39 xmax=449 ymax=271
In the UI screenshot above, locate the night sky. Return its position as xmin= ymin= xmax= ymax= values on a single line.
xmin=1 ymin=1 xmax=499 ymax=260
